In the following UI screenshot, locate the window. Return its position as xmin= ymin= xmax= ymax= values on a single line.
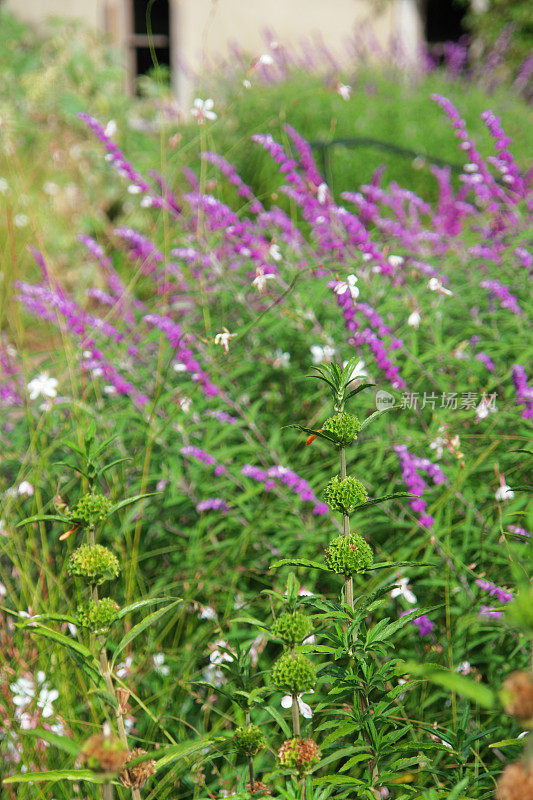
xmin=130 ymin=0 xmax=170 ymax=88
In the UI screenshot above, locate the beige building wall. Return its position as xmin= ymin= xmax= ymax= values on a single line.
xmin=4 ymin=0 xmax=423 ymax=103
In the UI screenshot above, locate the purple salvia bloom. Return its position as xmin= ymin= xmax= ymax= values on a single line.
xmin=480 ymin=279 xmax=522 ymax=315
xmin=511 ymin=364 xmax=533 ymax=420
xmin=475 ymin=352 xmax=495 ymax=373
xmin=479 ymin=605 xmax=503 ymax=619
xmin=241 ymin=464 xmax=328 ymax=515
xmin=196 ymin=498 xmax=229 ymax=514
xmin=283 ymin=123 xmax=324 ymax=187
xmin=413 ymin=614 xmax=434 ymax=637
xmin=205 ymin=409 xmax=238 ymax=425
xmin=181 ymin=445 xmax=227 ymax=475
xmin=475 ymin=579 xmax=513 ymax=604
xmin=514 ymin=247 xmax=533 ymax=273
xmin=81 ymin=347 xmax=148 ymax=407
xmin=507 ymin=525 xmax=531 ymax=539
xmin=201 ymin=152 xmax=264 ymax=214
xmin=481 ymin=110 xmax=526 ymax=197
xmin=394 ymin=445 xmax=446 ymax=530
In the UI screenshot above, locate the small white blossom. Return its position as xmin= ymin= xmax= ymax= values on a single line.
xmin=191 ymin=98 xmax=217 ymax=124
xmin=334 ymin=274 xmax=359 ymax=300
xmin=0 ymin=177 xmax=8 ymax=194
xmin=317 ymin=182 xmax=329 ymax=205
xmin=427 ymin=277 xmax=453 ymax=296
xmin=16 ymin=481 xmax=34 ymax=497
xmin=475 ymin=396 xmax=497 ymax=421
xmin=429 ymin=435 xmax=444 ymax=460
xmin=391 ymin=577 xmax=417 ymax=604
xmin=310 ymin=344 xmax=335 ymax=364
xmin=281 ymin=690 xmax=314 ymax=719
xmin=456 ymin=661 xmax=472 ymax=675
xmin=209 ymin=640 xmax=235 ymax=665
xmin=272 ymin=349 xmax=290 ymax=369
xmin=214 ymin=328 xmax=236 ymax=353
xmin=336 ymin=83 xmax=352 ymax=101
xmin=252 ymin=268 xmax=276 ymax=292
xmin=140 ymin=196 xmax=153 ymax=208
xmin=495 ymin=483 xmax=514 ymax=502
xmin=257 ymin=54 xmax=274 ymax=66
xmin=199 ymin=605 xmax=218 ymax=620
xmin=388 ymin=255 xmax=404 ymax=268
xmin=173 ymin=361 xmax=187 ymax=372
xmin=10 ymin=677 xmax=35 ymax=708
xmin=464 ymin=163 xmax=478 ymax=173
xmin=153 ymin=653 xmax=170 ymax=676
xmin=116 ymin=656 xmax=133 ymax=679
xmin=243 ymin=79 xmax=252 ymax=89
xmin=104 ymin=120 xmax=117 ymax=138
xmin=407 ymin=310 xmax=421 ymax=329
xmin=343 ymin=359 xmax=368 ymax=381
xmin=269 ymin=243 xmax=282 ymax=261
xmin=14 ymin=214 xmax=29 ymax=228
xmin=27 ymin=373 xmax=58 ymax=400
xmin=178 ymin=396 xmax=192 ymax=412
xmin=127 ymin=184 xmax=142 ymax=194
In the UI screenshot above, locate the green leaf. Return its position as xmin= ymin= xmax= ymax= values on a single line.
xmin=270 ymin=558 xmax=330 ymax=572
xmin=110 ymin=599 xmax=181 ymax=668
xmin=402 ymin=662 xmax=496 ymax=708
xmin=489 ymin=738 xmax=525 ymax=748
xmin=264 ymin=704 xmax=291 ymax=737
xmin=366 ymin=561 xmax=434 ymax=571
xmin=360 ymin=406 xmax=398 ymax=432
xmin=285 ymin=424 xmax=340 ymax=445
xmin=21 ymin=729 xmax=79 ymax=756
xmin=108 ymin=492 xmax=159 ymax=516
xmin=116 ymin=596 xmax=179 ymax=619
xmin=344 ymin=382 xmax=375 ymax=400
xmin=17 ymin=513 xmax=68 ymax=527
xmin=3 ymin=769 xmax=106 ymax=785
xmin=352 ymin=492 xmax=417 ymax=512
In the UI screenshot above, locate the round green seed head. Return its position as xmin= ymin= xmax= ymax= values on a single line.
xmin=68 ymin=544 xmax=120 ymax=585
xmin=71 ymin=492 xmax=112 ymax=527
xmin=323 ymin=475 xmax=368 ymax=514
xmin=271 ymin=612 xmax=312 ymax=646
xmin=233 ymin=724 xmax=266 ymax=756
xmin=325 ymin=533 xmax=373 ymax=576
xmin=322 ymin=413 xmax=361 ymax=445
xmin=76 ymin=597 xmax=120 ymax=634
xmin=278 ymin=738 xmax=320 ymax=774
xmin=271 ymin=651 xmax=316 ymax=694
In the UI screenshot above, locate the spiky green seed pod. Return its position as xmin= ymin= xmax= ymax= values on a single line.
xmin=272 ymin=651 xmax=316 ymax=694
xmin=68 ymin=544 xmax=120 ymax=585
xmin=233 ymin=724 xmax=266 ymax=756
xmin=323 ymin=475 xmax=367 ymax=514
xmin=322 ymin=413 xmax=361 ymax=445
xmin=71 ymin=493 xmax=112 ymax=527
xmin=325 ymin=533 xmax=373 ymax=576
xmin=278 ymin=738 xmax=320 ymax=774
xmin=271 ymin=612 xmax=312 ymax=646
xmin=76 ymin=597 xmax=120 ymax=634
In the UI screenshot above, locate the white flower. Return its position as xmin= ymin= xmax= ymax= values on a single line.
xmin=336 ymin=83 xmax=352 ymax=101
xmin=153 ymin=653 xmax=170 ymax=676
xmin=407 ymin=311 xmax=421 ymax=329
xmin=140 ymin=196 xmax=153 ymax=208
xmin=127 ymin=184 xmax=142 ymax=194
xmin=281 ymin=690 xmax=314 ymax=719
xmin=209 ymin=640 xmax=235 ymax=665
xmin=14 ymin=214 xmax=29 ymax=228
xmin=495 ymin=483 xmax=514 ymax=502
xmin=252 ymin=268 xmax=276 ymax=292
xmin=456 ymin=661 xmax=472 ymax=675
xmin=243 ymin=79 xmax=252 ymax=89
xmin=214 ymin=328 xmax=236 ymax=353
xmin=391 ymin=577 xmax=417 ymax=604
xmin=43 ymin=181 xmax=58 ymax=195
xmin=10 ymin=677 xmax=35 ymax=708
xmin=27 ymin=373 xmax=58 ymax=400
xmin=116 ymin=656 xmax=133 ymax=679
xmin=272 ymin=349 xmax=290 ymax=369
xmin=199 ymin=605 xmax=218 ymax=620
xmin=202 ymin=664 xmax=226 ymax=687
xmin=16 ymin=481 xmax=34 ymax=497
xmin=269 ymin=243 xmax=282 ymax=261
xmin=429 ymin=435 xmax=444 ymax=460
xmin=334 ymin=274 xmax=359 ymax=300
xmin=464 ymin=163 xmax=478 ymax=173
xmin=388 ymin=255 xmax=404 ymax=268
xmin=173 ymin=361 xmax=187 ymax=372
xmin=427 ymin=277 xmax=453 ymax=296
xmin=104 ymin=120 xmax=117 ymax=138
xmin=475 ymin=396 xmax=497 ymax=421
xmin=0 ymin=177 xmax=8 ymax=194
xmin=178 ymin=396 xmax=192 ymax=412
xmin=317 ymin=182 xmax=329 ymax=205
xmin=0 ymin=582 xmax=6 ymax=598
xmin=343 ymin=358 xmax=368 ymax=382
xmin=190 ymin=98 xmax=217 ymax=124
xmin=258 ymin=54 xmax=274 ymax=66
xmin=36 ymin=678 xmax=59 ymax=718
xmin=311 ymin=344 xmax=335 ymax=365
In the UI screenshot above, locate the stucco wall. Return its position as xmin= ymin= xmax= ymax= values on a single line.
xmin=3 ymin=0 xmax=103 ymax=28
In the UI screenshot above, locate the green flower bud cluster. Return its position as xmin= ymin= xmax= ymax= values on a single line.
xmin=71 ymin=492 xmax=112 ymax=527
xmin=233 ymin=724 xmax=266 ymax=756
xmin=322 ymin=412 xmax=361 ymax=445
xmin=323 ymin=475 xmax=367 ymax=514
xmin=76 ymin=597 xmax=120 ymax=633
xmin=271 ymin=611 xmax=312 ymax=646
xmin=272 ymin=651 xmax=316 ymax=694
xmin=325 ymin=533 xmax=373 ymax=576
xmin=68 ymin=545 xmax=120 ymax=585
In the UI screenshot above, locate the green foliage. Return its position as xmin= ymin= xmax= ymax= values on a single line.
xmin=76 ymin=597 xmax=120 ymax=633
xmin=272 ymin=652 xmax=317 ymax=694
xmin=233 ymin=724 xmax=267 ymax=756
xmin=272 ymin=611 xmax=313 ymax=646
xmin=67 ymin=544 xmax=120 ymax=585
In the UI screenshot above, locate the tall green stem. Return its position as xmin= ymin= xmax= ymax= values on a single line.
xmin=339 ymin=447 xmax=353 ymax=610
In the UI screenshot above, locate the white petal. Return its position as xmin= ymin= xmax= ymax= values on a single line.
xmin=298 ymin=699 xmax=313 ymax=719
xmin=280 ymin=695 xmax=292 ymax=709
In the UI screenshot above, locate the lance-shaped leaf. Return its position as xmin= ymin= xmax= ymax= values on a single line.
xmin=270 ymin=558 xmax=330 ymax=572
xmin=21 ymin=728 xmax=80 ymax=756
xmin=344 ymin=382 xmax=375 ymax=402
xmin=108 ymin=492 xmax=159 ymax=516
xmin=286 ymin=424 xmax=341 ymax=445
xmin=3 ymin=770 xmax=107 ymax=785
xmin=400 ymin=662 xmax=496 ymax=708
xmin=110 ymin=599 xmax=181 ymax=668
xmin=17 ymin=513 xmax=69 ymax=528
xmin=351 ymin=492 xmax=417 ymax=513
xmin=117 ymin=596 xmax=178 ymax=619
xmin=360 ymin=405 xmax=398 ymax=431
